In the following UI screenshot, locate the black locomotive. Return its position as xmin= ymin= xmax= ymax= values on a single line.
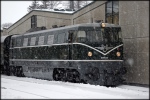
xmin=1 ymin=22 xmax=126 ymax=86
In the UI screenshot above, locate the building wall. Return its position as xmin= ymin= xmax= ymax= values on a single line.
xmin=1 ymin=28 xmax=8 ymax=36
xmin=72 ymin=1 xmax=106 ymax=24
xmin=119 ymin=1 xmax=149 ymax=85
xmin=6 ymin=12 xmax=33 ymax=35
xmin=36 ymin=15 xmax=71 ymax=29
xmin=8 ymin=18 xmax=31 ymax=35
xmin=32 ymin=11 xmax=72 ymax=29
xmin=6 ymin=11 xmax=72 ymax=35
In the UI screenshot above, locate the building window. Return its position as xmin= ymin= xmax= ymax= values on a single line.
xmin=31 ymin=15 xmax=37 ymax=28
xmin=106 ymin=1 xmax=119 ymax=24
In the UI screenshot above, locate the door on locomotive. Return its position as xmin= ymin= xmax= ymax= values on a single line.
xmin=67 ymin=30 xmax=87 ymax=59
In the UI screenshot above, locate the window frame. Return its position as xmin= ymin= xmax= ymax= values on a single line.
xmin=30 ymin=37 xmax=36 ymax=46
xmin=47 ymin=35 xmax=54 ymax=45
xmin=31 ymin=15 xmax=37 ymax=28
xmin=105 ymin=1 xmax=119 ymax=24
xmin=23 ymin=38 xmax=28 ymax=47
xmin=38 ymin=36 xmax=45 ymax=45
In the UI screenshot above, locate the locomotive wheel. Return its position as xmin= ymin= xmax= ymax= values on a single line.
xmin=58 ymin=69 xmax=67 ymax=81
xmin=9 ymin=67 xmax=13 ymax=76
xmin=16 ymin=67 xmax=24 ymax=77
xmin=53 ymin=69 xmax=65 ymax=81
xmin=53 ymin=69 xmax=80 ymax=83
xmin=13 ymin=67 xmax=17 ymax=76
xmin=19 ymin=67 xmax=25 ymax=77
xmin=6 ymin=68 xmax=11 ymax=76
xmin=16 ymin=67 xmax=20 ymax=77
xmin=66 ymin=70 xmax=80 ymax=83
xmin=66 ymin=70 xmax=73 ymax=82
xmin=72 ymin=70 xmax=80 ymax=83
xmin=10 ymin=66 xmax=15 ymax=76
xmin=53 ymin=69 xmax=58 ymax=81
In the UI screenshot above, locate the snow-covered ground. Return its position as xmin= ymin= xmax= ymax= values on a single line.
xmin=1 ymin=75 xmax=149 ymax=99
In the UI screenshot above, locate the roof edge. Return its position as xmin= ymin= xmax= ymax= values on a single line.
xmin=6 ymin=1 xmax=96 ymax=31
xmin=6 ymin=9 xmax=73 ymax=30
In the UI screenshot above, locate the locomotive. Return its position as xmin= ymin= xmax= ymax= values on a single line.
xmin=1 ymin=22 xmax=126 ymax=86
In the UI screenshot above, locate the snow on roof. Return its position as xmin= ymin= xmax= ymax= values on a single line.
xmin=33 ymin=9 xmax=74 ymax=14
xmin=2 ymin=26 xmax=9 ymax=29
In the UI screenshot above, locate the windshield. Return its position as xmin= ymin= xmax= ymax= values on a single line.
xmin=74 ymin=27 xmax=122 ymax=43
xmin=102 ymin=27 xmax=122 ymax=43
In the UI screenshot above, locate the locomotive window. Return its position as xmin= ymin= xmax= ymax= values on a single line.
xmin=102 ymin=27 xmax=122 ymax=43
xmin=23 ymin=38 xmax=28 ymax=47
xmin=47 ymin=35 xmax=54 ymax=45
xmin=30 ymin=37 xmax=36 ymax=46
xmin=16 ymin=38 xmax=21 ymax=47
xmin=86 ymin=31 xmax=100 ymax=42
xmin=58 ymin=33 xmax=65 ymax=44
xmin=76 ymin=31 xmax=87 ymax=42
xmin=10 ymin=38 xmax=15 ymax=48
xmin=75 ymin=30 xmax=103 ymax=43
xmin=77 ymin=31 xmax=86 ymax=37
xmin=38 ymin=36 xmax=45 ymax=45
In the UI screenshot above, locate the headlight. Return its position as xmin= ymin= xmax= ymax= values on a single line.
xmin=116 ymin=52 xmax=121 ymax=57
xmin=101 ymin=23 xmax=105 ymax=27
xmin=88 ymin=51 xmax=92 ymax=57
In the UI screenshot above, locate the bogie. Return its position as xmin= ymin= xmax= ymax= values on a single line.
xmin=53 ymin=68 xmax=80 ymax=83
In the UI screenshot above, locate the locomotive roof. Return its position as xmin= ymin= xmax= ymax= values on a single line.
xmin=12 ymin=23 xmax=121 ymax=38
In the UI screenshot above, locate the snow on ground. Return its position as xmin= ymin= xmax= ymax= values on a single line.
xmin=1 ymin=75 xmax=149 ymax=99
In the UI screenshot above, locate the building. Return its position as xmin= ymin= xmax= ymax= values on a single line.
xmin=1 ymin=1 xmax=149 ymax=86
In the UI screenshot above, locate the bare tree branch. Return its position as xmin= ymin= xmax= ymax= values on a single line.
xmin=27 ymin=1 xmax=40 ymax=12
xmin=1 ymin=23 xmax=13 ymax=29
